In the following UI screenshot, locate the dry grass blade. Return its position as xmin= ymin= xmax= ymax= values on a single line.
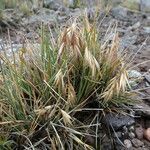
xmin=84 ymin=47 xmax=100 ymax=77
xmin=67 ymin=82 xmax=76 ymax=106
xmin=102 ymin=66 xmax=128 ymax=101
xmin=51 ymin=122 xmax=65 ymax=150
xmin=34 ymin=105 xmax=53 ymax=116
xmin=61 ymin=109 xmax=72 ymax=126
xmin=69 ymin=133 xmax=94 ymax=150
xmin=0 ymin=120 xmax=25 ymax=125
xmin=57 ymin=22 xmax=83 ymax=63
xmin=54 ymin=69 xmax=65 ymax=91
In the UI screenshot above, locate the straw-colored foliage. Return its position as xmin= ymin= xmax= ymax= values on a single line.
xmin=0 ymin=16 xmax=131 ymax=149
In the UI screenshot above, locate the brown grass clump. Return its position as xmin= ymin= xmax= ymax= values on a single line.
xmin=0 ymin=16 xmax=131 ymax=149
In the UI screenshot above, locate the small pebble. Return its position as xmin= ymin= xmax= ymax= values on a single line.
xmin=135 ymin=126 xmax=144 ymax=140
xmin=144 ymin=128 xmax=150 ymax=141
xmin=124 ymin=139 xmax=132 ymax=149
xmin=145 ymin=75 xmax=150 ymax=84
xmin=129 ymin=126 xmax=135 ymax=132
xmin=123 ymin=126 xmax=128 ymax=134
xmin=128 ymin=70 xmax=142 ymax=79
xmin=131 ymin=138 xmax=144 ymax=148
xmin=129 ymin=132 xmax=135 ymax=139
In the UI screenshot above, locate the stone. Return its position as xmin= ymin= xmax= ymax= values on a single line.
xmin=122 ymin=0 xmax=140 ymax=11
xmin=102 ymin=136 xmax=113 ymax=150
xmin=123 ymin=126 xmax=128 ymax=135
xmin=135 ymin=125 xmax=144 ymax=140
xmin=103 ymin=113 xmax=135 ymax=131
xmin=128 ymin=80 xmax=139 ymax=88
xmin=141 ymin=0 xmax=150 ymax=12
xmin=85 ymin=135 xmax=95 ymax=145
xmin=22 ymin=8 xmax=57 ymax=27
xmin=145 ymin=82 xmax=150 ymax=87
xmin=128 ymin=22 xmax=141 ymax=31
xmin=131 ymin=138 xmax=144 ymax=147
xmin=129 ymin=132 xmax=136 ymax=139
xmin=143 ymin=139 xmax=150 ymax=147
xmin=124 ymin=139 xmax=132 ymax=149
xmin=128 ymin=70 xmax=142 ymax=79
xmin=120 ymin=35 xmax=137 ymax=50
xmin=111 ymin=6 xmax=128 ymax=20
xmin=144 ymin=128 xmax=150 ymax=141
xmin=102 ymin=143 xmax=112 ymax=150
xmin=133 ymin=102 xmax=150 ymax=118
xmin=128 ymin=70 xmax=143 ymax=88
xmin=143 ymin=27 xmax=150 ymax=34
xmin=43 ymin=0 xmax=63 ymax=10
xmin=129 ymin=126 xmax=135 ymax=132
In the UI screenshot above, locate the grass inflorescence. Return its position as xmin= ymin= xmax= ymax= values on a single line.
xmin=0 ymin=15 xmax=132 ymax=149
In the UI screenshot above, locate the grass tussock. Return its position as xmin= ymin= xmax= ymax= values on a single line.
xmin=0 ymin=16 xmax=131 ymax=149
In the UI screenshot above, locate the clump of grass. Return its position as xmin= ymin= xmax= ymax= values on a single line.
xmin=0 ymin=15 xmax=131 ymax=149
xmin=19 ymin=1 xmax=32 ymax=16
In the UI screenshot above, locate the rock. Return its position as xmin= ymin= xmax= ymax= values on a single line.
xmin=128 ymin=70 xmax=142 ymax=79
xmin=102 ymin=143 xmax=112 ymax=150
xmin=123 ymin=126 xmax=128 ymax=135
xmin=144 ymin=128 xmax=150 ymax=141
xmin=111 ymin=6 xmax=128 ymax=20
xmin=102 ymin=136 xmax=113 ymax=150
xmin=128 ymin=22 xmax=141 ymax=30
xmin=129 ymin=132 xmax=136 ymax=139
xmin=120 ymin=35 xmax=137 ymax=49
xmin=135 ymin=125 xmax=144 ymax=140
xmin=145 ymin=82 xmax=150 ymax=87
xmin=85 ymin=135 xmax=95 ymax=145
xmin=124 ymin=139 xmax=132 ymax=149
xmin=103 ymin=113 xmax=135 ymax=131
xmin=129 ymin=126 xmax=135 ymax=132
xmin=44 ymin=0 xmax=63 ymax=10
xmin=141 ymin=0 xmax=150 ymax=12
xmin=128 ymin=70 xmax=143 ymax=88
xmin=22 ymin=8 xmax=57 ymax=27
xmin=133 ymin=102 xmax=150 ymax=118
xmin=128 ymin=80 xmax=139 ymax=88
xmin=122 ymin=0 xmax=140 ymax=11
xmin=131 ymin=138 xmax=144 ymax=147
xmin=143 ymin=139 xmax=150 ymax=147
xmin=143 ymin=27 xmax=150 ymax=34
